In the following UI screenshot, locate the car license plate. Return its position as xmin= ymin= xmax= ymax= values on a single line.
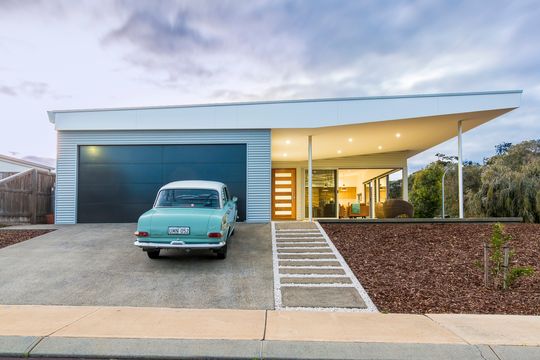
xmin=168 ymin=226 xmax=190 ymax=235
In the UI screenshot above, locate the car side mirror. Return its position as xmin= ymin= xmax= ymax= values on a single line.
xmin=232 ymin=196 xmax=238 ymax=203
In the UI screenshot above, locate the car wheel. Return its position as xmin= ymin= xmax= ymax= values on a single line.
xmin=146 ymin=250 xmax=160 ymax=259
xmin=216 ymin=244 xmax=227 ymax=260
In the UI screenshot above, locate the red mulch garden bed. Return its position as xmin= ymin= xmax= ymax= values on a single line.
xmin=0 ymin=229 xmax=54 ymax=249
xmin=322 ymin=223 xmax=540 ymax=315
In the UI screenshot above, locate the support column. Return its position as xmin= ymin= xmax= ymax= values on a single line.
xmin=402 ymin=161 xmax=409 ymax=201
xmin=374 ymin=179 xmax=379 ymax=203
xmin=458 ymin=120 xmax=464 ymax=218
xmin=369 ymin=180 xmax=375 ymax=218
xmin=308 ymin=135 xmax=313 ymax=222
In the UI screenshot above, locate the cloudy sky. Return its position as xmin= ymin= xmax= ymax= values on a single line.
xmin=0 ymin=0 xmax=538 ymax=170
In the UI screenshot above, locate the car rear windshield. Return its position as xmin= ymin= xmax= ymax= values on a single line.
xmin=155 ymin=189 xmax=220 ymax=209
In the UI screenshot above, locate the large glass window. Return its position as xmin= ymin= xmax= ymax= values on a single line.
xmin=388 ymin=170 xmax=403 ymax=199
xmin=155 ymin=189 xmax=220 ymax=208
xmin=305 ymin=170 xmax=337 ymax=218
xmin=378 ymin=176 xmax=388 ymax=202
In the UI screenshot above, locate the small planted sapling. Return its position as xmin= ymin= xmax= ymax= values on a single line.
xmin=482 ymin=223 xmax=534 ymax=290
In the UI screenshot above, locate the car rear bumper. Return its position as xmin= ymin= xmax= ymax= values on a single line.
xmin=134 ymin=240 xmax=226 ymax=250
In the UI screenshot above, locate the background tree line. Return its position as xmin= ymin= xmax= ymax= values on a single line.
xmin=390 ymin=140 xmax=540 ymax=222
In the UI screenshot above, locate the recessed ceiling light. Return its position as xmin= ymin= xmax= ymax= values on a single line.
xmin=378 ymin=145 xmax=383 ymax=150
xmin=395 ymin=133 xmax=401 ymax=138
xmin=283 ymin=153 xmax=288 ymax=157
xmin=337 ymin=150 xmax=342 ymax=154
xmin=285 ymin=139 xmax=291 ymax=144
xmin=348 ymin=138 xmax=353 ymax=142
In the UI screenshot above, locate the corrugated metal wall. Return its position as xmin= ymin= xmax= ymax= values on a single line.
xmin=56 ymin=130 xmax=271 ymax=224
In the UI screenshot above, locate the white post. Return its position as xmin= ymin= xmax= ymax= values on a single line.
xmin=308 ymin=135 xmax=313 ymax=222
xmin=458 ymin=120 xmax=464 ymax=218
xmin=442 ymin=167 xmax=450 ymax=219
xmin=369 ymin=180 xmax=375 ymax=218
xmin=402 ymin=161 xmax=409 ymax=201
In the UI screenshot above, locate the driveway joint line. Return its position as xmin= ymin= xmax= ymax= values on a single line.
xmin=485 ymin=345 xmax=503 ymax=360
xmin=423 ymin=314 xmax=472 ymax=345
xmin=21 ymin=307 xmax=101 ymax=357
xmin=23 ymin=335 xmax=45 ymax=357
xmin=262 ymin=310 xmax=268 ymax=341
xmin=45 ymin=307 xmax=102 ymax=338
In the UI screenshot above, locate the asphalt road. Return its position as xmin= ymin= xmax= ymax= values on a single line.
xmin=0 ymin=223 xmax=274 ymax=309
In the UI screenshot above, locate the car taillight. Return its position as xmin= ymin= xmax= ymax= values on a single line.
xmin=135 ymin=231 xmax=149 ymax=237
xmin=208 ymin=232 xmax=222 ymax=238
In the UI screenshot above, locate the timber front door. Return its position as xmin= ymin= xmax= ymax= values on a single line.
xmin=271 ymin=169 xmax=296 ymax=220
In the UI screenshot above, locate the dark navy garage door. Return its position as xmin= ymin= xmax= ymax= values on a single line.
xmin=77 ymin=144 xmax=247 ymax=223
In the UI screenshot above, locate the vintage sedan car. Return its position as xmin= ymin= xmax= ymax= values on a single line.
xmin=134 ymin=180 xmax=237 ymax=259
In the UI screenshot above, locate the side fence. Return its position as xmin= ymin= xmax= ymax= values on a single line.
xmin=0 ymin=169 xmax=56 ymax=224
xmin=0 ymin=172 xmax=17 ymax=180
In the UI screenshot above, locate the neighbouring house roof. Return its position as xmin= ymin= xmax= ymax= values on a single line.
xmin=0 ymin=154 xmax=55 ymax=172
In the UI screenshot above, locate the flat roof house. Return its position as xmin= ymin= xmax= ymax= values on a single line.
xmin=48 ymin=90 xmax=522 ymax=224
xmin=0 ymin=154 xmax=55 ymax=180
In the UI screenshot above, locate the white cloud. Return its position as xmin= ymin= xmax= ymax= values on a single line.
xmin=0 ymin=0 xmax=538 ymax=163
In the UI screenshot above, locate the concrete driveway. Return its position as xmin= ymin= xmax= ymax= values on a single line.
xmin=0 ymin=223 xmax=273 ymax=309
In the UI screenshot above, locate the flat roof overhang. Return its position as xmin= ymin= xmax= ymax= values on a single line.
xmin=47 ymin=90 xmax=522 ymax=161
xmin=271 ymin=108 xmax=513 ymax=161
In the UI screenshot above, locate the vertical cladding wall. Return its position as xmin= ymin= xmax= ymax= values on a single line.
xmin=56 ymin=130 xmax=271 ymax=224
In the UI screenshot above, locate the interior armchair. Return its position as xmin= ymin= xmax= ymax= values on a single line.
xmin=347 ymin=203 xmax=369 ymax=218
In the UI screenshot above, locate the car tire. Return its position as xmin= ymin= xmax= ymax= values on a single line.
xmin=216 ymin=244 xmax=227 ymax=260
xmin=146 ymin=250 xmax=160 ymax=259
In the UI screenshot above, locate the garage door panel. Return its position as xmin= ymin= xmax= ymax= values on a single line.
xmin=79 ymin=164 xmax=163 ymax=184
xmin=162 ymin=144 xmax=246 ymax=163
xmin=80 ymin=145 xmax=162 ymax=164
xmin=162 ymin=163 xmax=246 ymax=183
xmin=79 ymin=203 xmax=153 ymax=223
xmin=78 ymin=144 xmax=247 ymax=223
xmin=78 ymin=183 xmax=160 ymax=204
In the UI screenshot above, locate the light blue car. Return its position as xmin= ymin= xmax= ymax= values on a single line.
xmin=134 ymin=180 xmax=237 ymax=259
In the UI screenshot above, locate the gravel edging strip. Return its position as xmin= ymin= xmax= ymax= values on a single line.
xmin=314 ymin=222 xmax=377 ymax=312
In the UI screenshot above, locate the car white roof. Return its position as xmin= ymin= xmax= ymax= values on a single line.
xmin=159 ymin=180 xmax=225 ymax=192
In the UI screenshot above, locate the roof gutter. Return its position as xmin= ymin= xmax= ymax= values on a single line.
xmin=47 ymin=111 xmax=56 ymax=124
xmin=45 ymin=90 xmax=523 ymax=116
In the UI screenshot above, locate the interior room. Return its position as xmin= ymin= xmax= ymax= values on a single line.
xmin=336 ymin=168 xmax=401 ymax=219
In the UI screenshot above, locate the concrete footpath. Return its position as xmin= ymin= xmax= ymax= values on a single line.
xmin=1 ymin=305 xmax=539 ymax=359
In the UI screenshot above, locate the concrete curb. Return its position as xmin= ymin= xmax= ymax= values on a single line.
xmin=262 ymin=341 xmax=500 ymax=360
xmin=29 ymin=337 xmax=262 ymax=359
xmin=0 ymin=335 xmax=42 ymax=357
xmin=2 ymin=305 xmax=540 ymax=359
xmin=2 ymin=336 xmax=540 ymax=359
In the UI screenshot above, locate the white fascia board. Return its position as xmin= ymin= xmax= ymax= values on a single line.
xmin=49 ymin=90 xmax=522 ymax=131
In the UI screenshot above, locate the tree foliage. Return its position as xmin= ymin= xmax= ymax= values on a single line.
xmin=410 ymin=162 xmax=444 ymax=218
xmin=409 ymin=140 xmax=540 ymax=222
xmin=470 ymin=140 xmax=540 ymax=223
